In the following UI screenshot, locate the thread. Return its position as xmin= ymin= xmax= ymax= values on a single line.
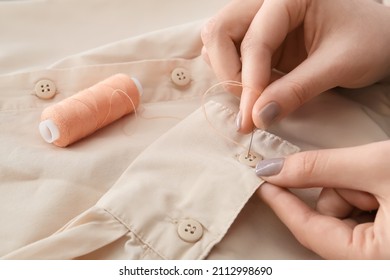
xmin=137 ymin=106 xmax=183 ymax=121
xmin=201 ymin=80 xmax=261 ymax=150
xmin=39 ymin=73 xmax=142 ymax=147
xmin=39 ymin=77 xmax=257 ymax=149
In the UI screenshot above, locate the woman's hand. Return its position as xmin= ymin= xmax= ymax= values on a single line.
xmin=255 ymin=140 xmax=390 ymax=259
xmin=202 ymin=0 xmax=390 ymax=133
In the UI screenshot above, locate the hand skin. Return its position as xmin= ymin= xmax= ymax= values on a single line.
xmin=255 ymin=140 xmax=390 ymax=259
xmin=201 ymin=0 xmax=390 ymax=133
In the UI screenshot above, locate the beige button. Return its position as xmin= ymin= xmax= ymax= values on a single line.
xmin=171 ymin=68 xmax=191 ymax=87
xmin=35 ymin=79 xmax=56 ymax=99
xmin=238 ymin=151 xmax=263 ymax=168
xmin=177 ymin=219 xmax=203 ymax=243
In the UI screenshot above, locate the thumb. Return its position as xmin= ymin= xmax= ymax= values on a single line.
xmin=255 ymin=141 xmax=390 ymax=195
xmin=252 ymin=51 xmax=339 ymax=129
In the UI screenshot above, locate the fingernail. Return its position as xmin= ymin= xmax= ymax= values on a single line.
xmin=258 ymin=102 xmax=281 ymax=128
xmin=255 ymin=158 xmax=285 ymax=177
xmin=235 ymin=111 xmax=242 ymax=131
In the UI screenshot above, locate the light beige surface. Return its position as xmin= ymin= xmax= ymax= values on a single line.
xmin=1 ymin=0 xmax=389 ymax=259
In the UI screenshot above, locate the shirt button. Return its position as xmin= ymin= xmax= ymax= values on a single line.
xmin=34 ymin=79 xmax=57 ymax=99
xmin=177 ymin=219 xmax=203 ymax=243
xmin=171 ymin=67 xmax=191 ymax=87
xmin=238 ymin=151 xmax=263 ymax=168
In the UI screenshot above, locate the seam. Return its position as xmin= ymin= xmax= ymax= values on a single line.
xmin=99 ymin=206 xmax=166 ymax=260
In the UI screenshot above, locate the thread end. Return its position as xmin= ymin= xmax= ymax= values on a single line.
xmin=39 ymin=119 xmax=60 ymax=144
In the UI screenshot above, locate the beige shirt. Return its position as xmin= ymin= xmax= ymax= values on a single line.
xmin=1 ymin=0 xmax=389 ymax=259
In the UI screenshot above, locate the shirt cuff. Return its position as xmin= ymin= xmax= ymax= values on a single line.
xmin=97 ymin=97 xmax=299 ymax=259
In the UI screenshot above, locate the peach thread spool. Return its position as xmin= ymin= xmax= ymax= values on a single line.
xmin=39 ymin=73 xmax=143 ymax=147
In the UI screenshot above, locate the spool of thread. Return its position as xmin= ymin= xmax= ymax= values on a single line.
xmin=39 ymin=73 xmax=143 ymax=147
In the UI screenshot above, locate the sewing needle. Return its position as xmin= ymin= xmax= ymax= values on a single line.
xmin=247 ymin=130 xmax=255 ymax=158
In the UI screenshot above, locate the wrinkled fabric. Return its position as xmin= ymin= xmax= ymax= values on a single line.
xmin=1 ymin=0 xmax=389 ymax=259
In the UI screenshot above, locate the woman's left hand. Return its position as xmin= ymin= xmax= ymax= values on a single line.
xmin=256 ymin=140 xmax=390 ymax=259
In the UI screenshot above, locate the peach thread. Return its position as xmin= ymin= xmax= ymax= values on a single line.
xmin=201 ymin=80 xmax=261 ymax=149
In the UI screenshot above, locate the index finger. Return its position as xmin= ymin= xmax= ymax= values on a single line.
xmin=239 ymin=0 xmax=307 ymax=132
xmin=201 ymin=0 xmax=263 ymax=91
xmin=257 ymin=141 xmax=390 ymax=195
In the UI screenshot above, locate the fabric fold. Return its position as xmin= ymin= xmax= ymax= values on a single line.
xmin=3 ymin=207 xmax=129 ymax=260
xmin=3 ymin=94 xmax=299 ymax=259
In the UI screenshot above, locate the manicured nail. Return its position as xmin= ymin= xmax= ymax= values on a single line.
xmin=255 ymin=158 xmax=285 ymax=177
xmin=236 ymin=111 xmax=242 ymax=131
xmin=258 ymin=102 xmax=281 ymax=128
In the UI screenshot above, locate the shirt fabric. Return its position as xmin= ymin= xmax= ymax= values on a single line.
xmin=1 ymin=0 xmax=389 ymax=259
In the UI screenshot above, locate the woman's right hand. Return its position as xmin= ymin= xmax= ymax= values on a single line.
xmin=201 ymin=0 xmax=390 ymax=133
